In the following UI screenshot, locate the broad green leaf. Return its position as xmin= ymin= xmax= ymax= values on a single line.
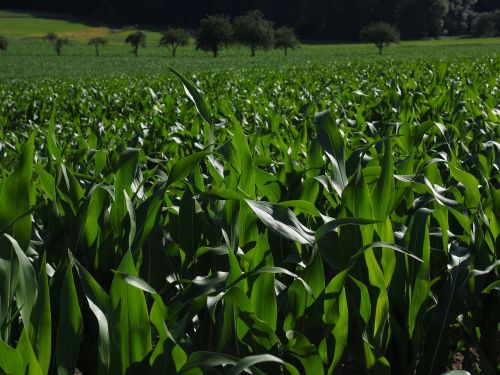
xmin=372 ymin=139 xmax=396 ymax=286
xmin=286 ymin=331 xmax=325 ymax=375
xmin=303 ymin=247 xmax=325 ymax=302
xmin=166 ymin=151 xmax=212 ymax=187
xmin=180 ymin=351 xmax=238 ymax=374
xmin=17 ymin=329 xmax=43 ymax=375
xmin=112 ymin=271 xmax=158 ymax=295
xmin=449 ymin=165 xmax=480 ymax=209
xmin=342 ymin=168 xmax=374 ymax=242
xmin=224 ymin=265 xmax=313 ymax=297
xmin=124 ymin=189 xmax=136 ymax=250
xmin=315 ymin=217 xmax=379 ymax=242
xmin=0 ymin=134 xmax=35 ymax=332
xmin=198 ymin=188 xmax=243 ymax=201
xmin=34 ymin=166 xmax=55 ymax=201
xmin=314 ymin=110 xmax=347 ymax=196
xmin=30 ymin=254 xmax=51 ymax=375
xmin=227 ymin=354 xmax=300 ymax=375
xmin=329 ymin=287 xmax=349 ymax=373
xmin=232 ymin=121 xmax=255 ymax=197
xmin=47 ymin=107 xmax=62 ymax=166
xmin=482 ymin=279 xmax=500 ymax=294
xmin=372 ymin=137 xmax=395 ymax=220
xmin=279 ymin=200 xmax=321 ymax=217
xmin=169 ymin=66 xmax=213 ymax=126
xmin=406 ymin=208 xmax=433 ymax=338
xmin=56 ymin=261 xmax=83 ymax=375
xmin=150 ymin=295 xmax=187 ymax=374
xmin=73 ymin=258 xmax=110 ymax=375
xmin=255 ymin=167 xmax=281 ymax=202
xmin=110 ymin=148 xmax=139 ymax=240
xmin=0 ymin=339 xmax=23 ymax=375
xmin=323 ymin=269 xmax=348 ymax=325
xmin=109 ymin=250 xmax=151 ymax=374
xmin=350 ymin=241 xmax=423 ymax=264
xmin=246 ymin=199 xmax=315 ymax=245
xmin=5 ymin=234 xmax=37 ymax=335
xmin=178 ymin=188 xmax=201 ymax=258
xmin=233 ymin=122 xmax=258 ymax=246
xmin=249 ymin=234 xmax=277 ymax=330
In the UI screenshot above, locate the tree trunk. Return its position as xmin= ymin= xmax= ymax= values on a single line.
xmin=251 ymin=43 xmax=255 ymax=57
xmin=134 ymin=45 xmax=138 ymax=57
xmin=212 ymin=46 xmax=218 ymax=58
xmin=172 ymin=46 xmax=177 ymax=58
xmin=95 ymin=46 xmax=99 ymax=56
xmin=284 ymin=47 xmax=287 ymax=56
xmin=379 ymin=46 xmax=382 ymax=55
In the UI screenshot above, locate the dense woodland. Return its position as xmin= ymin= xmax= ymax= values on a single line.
xmin=3 ymin=0 xmax=500 ymax=40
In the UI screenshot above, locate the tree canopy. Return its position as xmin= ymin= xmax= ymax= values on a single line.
xmin=234 ymin=10 xmax=274 ymax=56
xmin=360 ymin=22 xmax=400 ymax=54
xmin=159 ymin=28 xmax=189 ymax=57
xmin=88 ymin=37 xmax=107 ymax=56
xmin=274 ymin=27 xmax=299 ymax=55
xmin=125 ymin=31 xmax=146 ymax=57
xmin=44 ymin=33 xmax=70 ymax=55
xmin=196 ymin=15 xmax=232 ymax=58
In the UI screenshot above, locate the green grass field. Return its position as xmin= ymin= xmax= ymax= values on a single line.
xmin=0 ymin=9 xmax=109 ymax=38
xmin=0 ymin=39 xmax=499 ymax=79
xmin=1 ymin=9 xmax=500 ymax=79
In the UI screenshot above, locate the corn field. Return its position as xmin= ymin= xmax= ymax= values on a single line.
xmin=0 ymin=59 xmax=499 ymax=374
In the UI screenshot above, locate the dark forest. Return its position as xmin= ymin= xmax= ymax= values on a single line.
xmin=2 ymin=0 xmax=500 ymax=40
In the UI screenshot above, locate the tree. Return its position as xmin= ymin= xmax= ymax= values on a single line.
xmin=274 ymin=26 xmax=299 ymax=56
xmin=88 ymin=37 xmax=107 ymax=56
xmin=444 ymin=0 xmax=477 ymax=35
xmin=159 ymin=28 xmax=189 ymax=58
xmin=360 ymin=22 xmax=400 ymax=55
xmin=196 ymin=15 xmax=233 ymax=58
xmin=399 ymin=0 xmax=449 ymax=38
xmin=234 ymin=10 xmax=274 ymax=56
xmin=54 ymin=38 xmax=70 ymax=56
xmin=424 ymin=0 xmax=450 ymax=36
xmin=125 ymin=31 xmax=146 ymax=57
xmin=471 ymin=10 xmax=500 ymax=36
xmin=0 ymin=36 xmax=7 ymax=52
xmin=44 ymin=32 xmax=70 ymax=56
xmin=475 ymin=0 xmax=499 ymax=12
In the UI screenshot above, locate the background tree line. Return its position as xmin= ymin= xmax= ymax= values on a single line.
xmin=3 ymin=0 xmax=500 ymax=40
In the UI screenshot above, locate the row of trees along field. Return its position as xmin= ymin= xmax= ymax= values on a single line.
xmin=4 ymin=0 xmax=500 ymax=40
xmin=0 ymin=17 xmax=402 ymax=57
xmin=0 ymin=11 xmax=304 ymax=58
